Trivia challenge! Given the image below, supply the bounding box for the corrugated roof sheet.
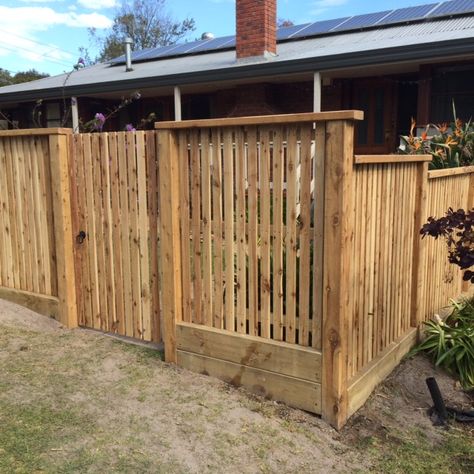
[0,16,473,100]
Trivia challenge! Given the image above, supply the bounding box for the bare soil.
[0,299,472,473]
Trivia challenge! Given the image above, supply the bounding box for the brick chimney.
[236,0,277,60]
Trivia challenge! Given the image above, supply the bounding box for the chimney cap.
[125,37,133,45]
[201,32,215,40]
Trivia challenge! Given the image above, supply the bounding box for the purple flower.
[94,112,106,131]
[125,123,136,132]
[73,58,86,70]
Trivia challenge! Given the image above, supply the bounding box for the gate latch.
[76,231,86,244]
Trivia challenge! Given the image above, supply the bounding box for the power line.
[0,43,73,69]
[0,28,77,58]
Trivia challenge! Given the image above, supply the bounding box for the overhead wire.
[0,28,77,57]
[0,42,73,69]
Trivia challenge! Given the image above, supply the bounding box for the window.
[431,65,474,122]
[46,102,61,127]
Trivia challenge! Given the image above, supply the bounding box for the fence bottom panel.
[0,286,59,319]
[346,328,417,418]
[176,322,322,414]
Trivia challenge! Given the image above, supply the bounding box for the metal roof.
[109,0,474,65]
[0,15,473,104]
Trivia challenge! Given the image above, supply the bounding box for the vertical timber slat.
[158,129,182,363]
[49,132,78,328]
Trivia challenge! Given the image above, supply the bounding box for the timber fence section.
[0,129,76,324]
[70,131,161,342]
[346,158,474,421]
[0,116,472,430]
[156,112,363,428]
[421,167,474,319]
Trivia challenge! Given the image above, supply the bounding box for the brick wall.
[211,81,345,118]
[236,0,277,59]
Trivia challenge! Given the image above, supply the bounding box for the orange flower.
[421,131,428,140]
[437,122,449,133]
[409,117,416,138]
[445,135,458,146]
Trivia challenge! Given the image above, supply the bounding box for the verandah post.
[49,131,78,328]
[157,129,182,363]
[321,119,355,429]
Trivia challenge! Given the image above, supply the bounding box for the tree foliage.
[0,68,49,87]
[278,19,295,27]
[90,0,195,62]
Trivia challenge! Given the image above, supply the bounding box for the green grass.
[1,321,472,474]
[0,401,95,473]
[365,427,474,474]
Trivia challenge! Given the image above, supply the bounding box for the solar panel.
[429,0,474,16]
[277,23,311,40]
[137,43,189,61]
[332,11,392,31]
[108,0,474,66]
[378,3,439,24]
[189,36,235,53]
[292,17,351,38]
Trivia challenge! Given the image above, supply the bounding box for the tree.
[278,19,295,28]
[0,68,49,87]
[90,0,195,62]
[12,69,49,84]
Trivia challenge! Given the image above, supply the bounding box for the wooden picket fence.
[0,113,472,429]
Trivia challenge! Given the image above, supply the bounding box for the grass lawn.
[0,301,472,473]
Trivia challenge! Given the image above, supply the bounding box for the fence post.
[157,129,182,363]
[321,119,355,429]
[49,131,78,328]
[410,161,429,328]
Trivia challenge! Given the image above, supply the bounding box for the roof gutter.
[1,37,474,104]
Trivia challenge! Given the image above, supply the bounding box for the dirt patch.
[0,299,62,333]
[0,300,472,473]
[342,356,473,442]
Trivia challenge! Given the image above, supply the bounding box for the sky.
[0,0,441,76]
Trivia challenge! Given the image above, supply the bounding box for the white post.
[313,72,322,113]
[174,86,182,121]
[71,97,79,133]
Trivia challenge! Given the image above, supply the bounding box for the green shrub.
[412,297,474,390]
